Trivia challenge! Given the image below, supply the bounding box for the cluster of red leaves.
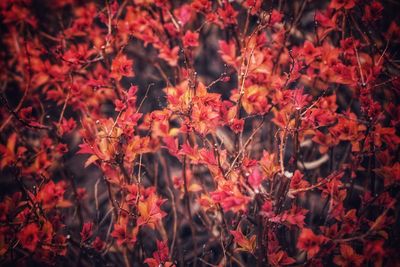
[0,0,400,266]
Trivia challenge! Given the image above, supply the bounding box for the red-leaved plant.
[0,0,399,266]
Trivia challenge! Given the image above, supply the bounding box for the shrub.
[0,0,399,266]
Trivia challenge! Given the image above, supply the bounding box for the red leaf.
[17,223,39,252]
[248,167,262,189]
[297,228,328,258]
[183,31,199,48]
[80,221,93,242]
[218,40,238,68]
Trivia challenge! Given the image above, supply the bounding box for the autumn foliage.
[0,0,400,266]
